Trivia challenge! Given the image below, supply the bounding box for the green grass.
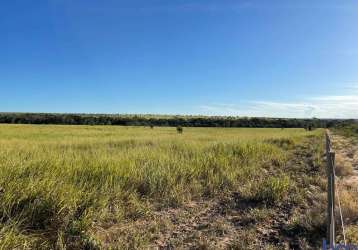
[0,125,323,249]
[334,123,358,139]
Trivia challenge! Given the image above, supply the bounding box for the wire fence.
[325,130,346,248]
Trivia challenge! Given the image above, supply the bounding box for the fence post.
[326,132,331,244]
[330,151,336,247]
[325,131,335,248]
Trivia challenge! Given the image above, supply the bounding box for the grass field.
[0,125,326,249]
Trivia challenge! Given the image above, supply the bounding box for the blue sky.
[1,0,358,118]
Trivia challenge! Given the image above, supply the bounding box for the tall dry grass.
[0,125,321,248]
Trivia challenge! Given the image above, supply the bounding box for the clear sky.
[1,0,358,118]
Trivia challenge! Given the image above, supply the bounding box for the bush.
[176,126,183,134]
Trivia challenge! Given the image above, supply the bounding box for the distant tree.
[150,124,154,129]
[0,112,344,128]
[177,126,183,134]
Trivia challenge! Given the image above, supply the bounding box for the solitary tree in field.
[177,126,183,134]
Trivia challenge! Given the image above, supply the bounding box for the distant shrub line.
[334,123,358,138]
[0,112,351,128]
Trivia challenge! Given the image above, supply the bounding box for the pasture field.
[0,125,326,249]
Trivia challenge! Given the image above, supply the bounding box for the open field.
[0,125,327,249]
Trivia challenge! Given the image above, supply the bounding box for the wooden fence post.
[326,132,331,244]
[330,151,335,247]
[325,131,335,248]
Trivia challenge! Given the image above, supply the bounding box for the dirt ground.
[331,132,358,188]
[330,132,358,244]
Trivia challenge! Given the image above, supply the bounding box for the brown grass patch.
[335,154,354,176]
[337,188,358,224]
[345,225,358,244]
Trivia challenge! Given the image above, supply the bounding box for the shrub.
[176,126,183,134]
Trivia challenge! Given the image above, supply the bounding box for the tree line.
[0,112,352,128]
